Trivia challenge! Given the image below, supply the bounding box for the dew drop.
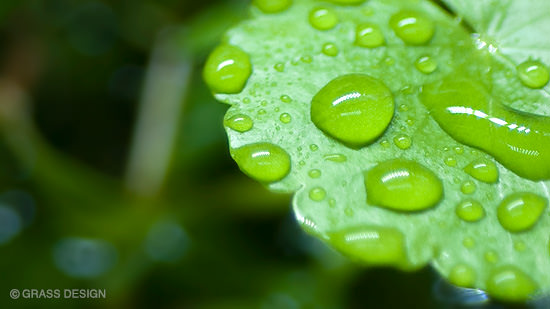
[203,44,252,94]
[279,113,292,123]
[322,43,339,56]
[415,55,437,74]
[455,199,485,222]
[364,159,443,211]
[449,264,475,287]
[309,187,326,201]
[327,226,411,269]
[309,7,338,30]
[460,180,476,195]
[355,23,385,48]
[393,133,411,150]
[253,0,292,13]
[389,10,435,45]
[258,109,267,115]
[311,74,394,148]
[486,266,537,302]
[224,114,253,132]
[517,60,549,89]
[464,158,499,183]
[231,143,291,183]
[324,153,347,162]
[497,192,546,232]
[308,169,321,178]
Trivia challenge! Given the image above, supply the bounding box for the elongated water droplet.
[203,44,252,94]
[517,60,549,89]
[389,10,434,45]
[311,74,394,148]
[486,266,537,302]
[328,226,411,269]
[253,0,292,13]
[309,187,326,201]
[364,159,443,212]
[322,43,339,56]
[355,24,385,48]
[393,133,411,149]
[308,169,321,178]
[455,199,485,222]
[309,7,338,30]
[224,114,253,132]
[449,264,475,287]
[464,158,498,183]
[324,153,347,162]
[415,55,437,74]
[231,143,291,183]
[497,192,546,232]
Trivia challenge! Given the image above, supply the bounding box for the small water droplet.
[231,143,291,183]
[309,187,326,201]
[484,250,498,263]
[514,241,526,252]
[253,0,292,13]
[389,10,435,45]
[258,109,267,115]
[203,44,252,94]
[311,74,394,147]
[280,94,292,103]
[464,158,499,183]
[460,180,476,195]
[344,207,354,216]
[406,118,415,126]
[309,7,338,30]
[449,264,475,287]
[364,159,443,211]
[393,134,412,149]
[380,140,391,148]
[309,144,319,151]
[415,55,437,74]
[517,60,549,89]
[308,169,321,178]
[455,199,485,222]
[462,237,475,248]
[355,23,385,48]
[274,63,285,72]
[301,55,312,63]
[279,113,292,123]
[299,160,306,166]
[398,104,409,112]
[486,266,537,302]
[224,114,253,132]
[243,97,251,104]
[497,192,546,232]
[444,157,457,167]
[322,43,339,56]
[453,146,464,154]
[329,198,336,207]
[323,153,347,162]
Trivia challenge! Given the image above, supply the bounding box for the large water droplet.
[448,264,475,287]
[464,158,498,183]
[203,44,252,94]
[486,266,537,302]
[389,10,435,45]
[231,143,291,183]
[328,226,411,269]
[355,24,385,48]
[517,60,549,89]
[253,0,292,13]
[309,7,338,30]
[224,114,253,132]
[364,159,443,211]
[311,74,394,148]
[497,192,546,232]
[455,199,485,222]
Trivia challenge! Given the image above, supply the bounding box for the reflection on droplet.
[145,219,189,262]
[53,237,117,278]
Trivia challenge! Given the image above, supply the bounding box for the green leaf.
[203,0,550,301]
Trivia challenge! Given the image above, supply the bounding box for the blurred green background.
[0,0,529,308]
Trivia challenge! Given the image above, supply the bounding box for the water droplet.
[231,143,291,183]
[444,157,457,167]
[389,10,435,45]
[308,169,321,178]
[344,207,354,217]
[203,44,252,94]
[415,55,437,74]
[274,63,285,72]
[280,94,292,103]
[309,144,319,151]
[258,109,267,115]
[328,226,411,269]
[514,241,526,252]
[517,60,549,89]
[355,23,385,48]
[253,0,292,13]
[462,237,475,248]
[486,266,537,302]
[484,250,498,263]
[300,55,312,63]
[243,97,251,104]
[497,192,546,232]
[299,160,306,166]
[329,198,336,207]
[398,104,409,112]
[364,159,443,211]
[380,140,391,148]
[449,264,475,287]
[406,118,415,126]
[460,181,476,195]
[309,7,338,30]
[279,113,291,123]
[393,134,412,149]
[322,43,339,56]
[464,158,499,183]
[453,146,464,154]
[455,199,485,222]
[311,74,394,147]
[224,114,253,132]
[323,153,347,162]
[309,187,326,201]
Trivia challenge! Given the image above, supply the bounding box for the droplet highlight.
[322,43,339,56]
[393,134,411,149]
[449,264,475,287]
